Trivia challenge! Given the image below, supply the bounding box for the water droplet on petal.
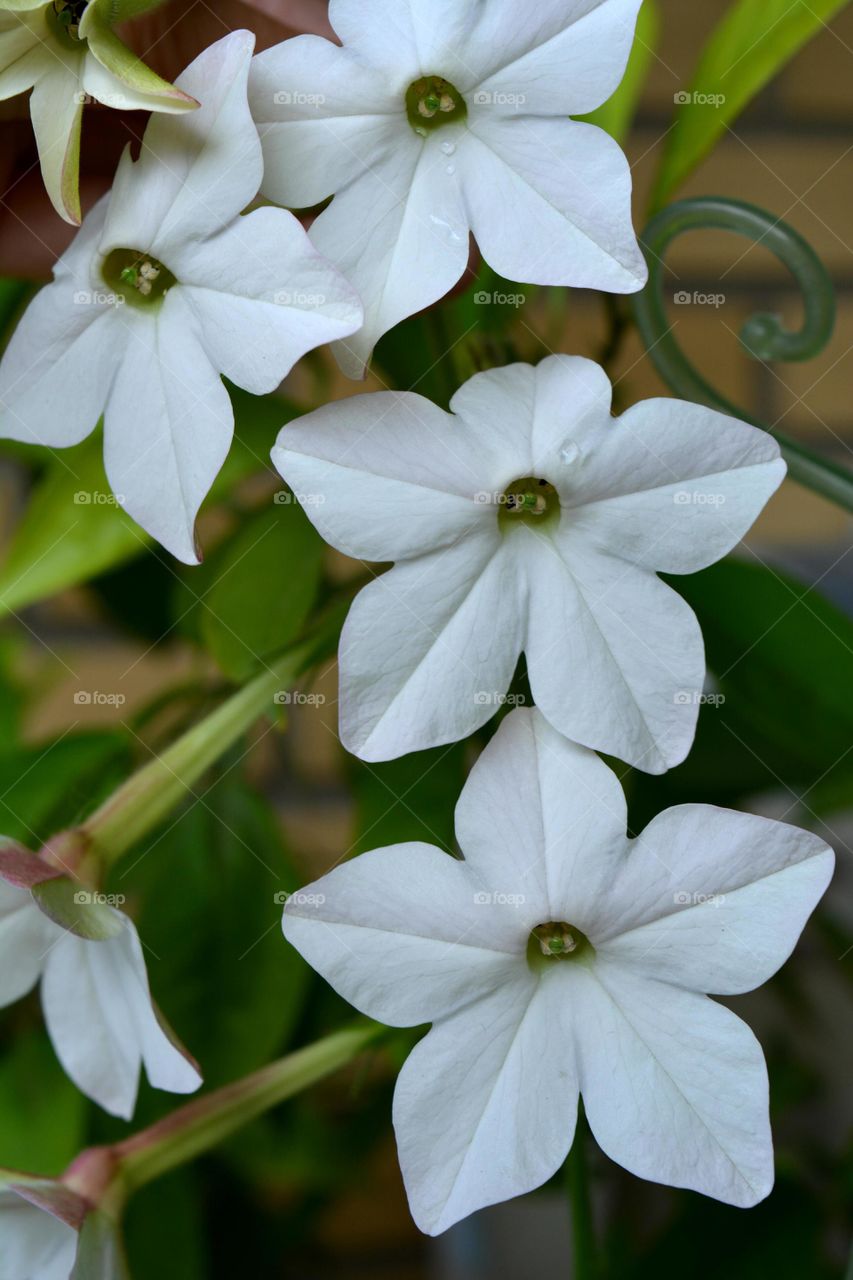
[560,440,581,465]
[440,140,456,155]
[446,163,456,175]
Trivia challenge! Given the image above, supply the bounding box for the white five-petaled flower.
[250,0,648,377]
[0,875,201,1120]
[0,29,364,563]
[0,0,196,223]
[281,707,834,1234]
[272,355,786,771]
[0,1170,126,1280]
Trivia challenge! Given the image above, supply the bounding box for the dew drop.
[560,440,581,465]
[446,163,456,175]
[440,140,456,155]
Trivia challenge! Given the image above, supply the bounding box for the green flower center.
[498,477,560,529]
[527,922,593,970]
[49,0,89,44]
[405,74,467,132]
[102,248,177,309]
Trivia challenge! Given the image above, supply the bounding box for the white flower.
[0,1170,126,1280]
[0,876,201,1120]
[250,0,648,377]
[0,30,364,563]
[272,355,786,771]
[0,0,197,223]
[281,707,834,1234]
[0,1179,78,1280]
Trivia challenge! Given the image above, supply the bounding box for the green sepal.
[31,876,125,941]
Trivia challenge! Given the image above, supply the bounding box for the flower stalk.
[111,1021,382,1196]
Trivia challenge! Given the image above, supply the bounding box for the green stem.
[632,197,853,512]
[68,1023,381,1207]
[50,604,346,875]
[567,1109,596,1280]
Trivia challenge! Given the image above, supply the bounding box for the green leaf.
[125,780,310,1088]
[351,744,468,855]
[0,390,300,615]
[0,434,148,617]
[652,0,852,207]
[0,1031,87,1175]
[578,0,660,142]
[676,558,853,782]
[200,503,324,680]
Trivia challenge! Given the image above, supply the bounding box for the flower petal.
[101,31,261,258]
[29,58,84,224]
[0,277,121,448]
[102,296,234,564]
[251,36,405,208]
[573,961,774,1206]
[339,536,523,761]
[462,116,646,290]
[327,0,421,76]
[174,206,363,395]
[448,354,614,480]
[0,882,51,1007]
[523,538,703,772]
[596,806,834,994]
[272,391,493,562]
[282,842,522,1026]
[0,1190,77,1280]
[394,969,578,1234]
[454,708,627,922]
[41,914,200,1120]
[308,134,470,377]
[471,0,644,114]
[568,399,786,573]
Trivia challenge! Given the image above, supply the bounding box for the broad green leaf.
[0,434,146,617]
[652,0,852,207]
[578,0,660,142]
[351,744,468,855]
[200,503,324,681]
[0,390,299,615]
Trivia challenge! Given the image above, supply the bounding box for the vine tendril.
[632,197,853,513]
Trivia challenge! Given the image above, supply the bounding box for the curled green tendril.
[632,197,853,513]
